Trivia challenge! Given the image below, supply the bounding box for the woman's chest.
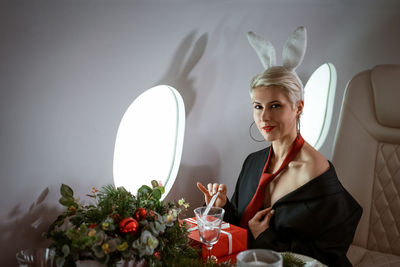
[265,166,310,207]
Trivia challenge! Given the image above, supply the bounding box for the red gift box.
[184,217,247,259]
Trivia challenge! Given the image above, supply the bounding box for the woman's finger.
[253,207,272,220]
[217,184,227,200]
[212,183,219,195]
[218,184,227,194]
[264,209,275,221]
[197,182,210,196]
[260,209,275,227]
[207,183,213,195]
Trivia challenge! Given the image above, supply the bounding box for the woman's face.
[252,85,302,142]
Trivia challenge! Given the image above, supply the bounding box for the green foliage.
[282,252,306,267]
[136,183,164,211]
[60,184,73,197]
[97,185,137,219]
[160,258,234,267]
[156,220,198,262]
[59,184,78,208]
[45,180,232,267]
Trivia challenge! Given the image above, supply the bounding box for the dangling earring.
[249,121,265,142]
[296,103,302,135]
[296,117,301,134]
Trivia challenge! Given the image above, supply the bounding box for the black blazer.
[223,146,362,267]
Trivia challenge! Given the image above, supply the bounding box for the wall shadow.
[156,30,208,118]
[165,141,222,218]
[156,30,214,213]
[0,187,60,267]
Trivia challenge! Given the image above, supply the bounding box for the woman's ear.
[296,100,304,116]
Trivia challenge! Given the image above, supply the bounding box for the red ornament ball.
[135,208,147,221]
[153,251,161,260]
[88,223,97,229]
[119,217,139,235]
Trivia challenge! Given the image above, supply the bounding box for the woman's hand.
[248,207,275,239]
[196,182,227,208]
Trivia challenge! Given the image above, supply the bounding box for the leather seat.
[332,65,400,266]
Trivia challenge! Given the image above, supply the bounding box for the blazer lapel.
[272,161,344,208]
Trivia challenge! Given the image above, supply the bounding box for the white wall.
[1,0,400,265]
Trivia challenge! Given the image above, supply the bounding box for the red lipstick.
[263,126,275,132]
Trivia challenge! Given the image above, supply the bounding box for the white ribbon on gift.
[220,229,233,255]
[184,218,233,255]
[184,218,229,231]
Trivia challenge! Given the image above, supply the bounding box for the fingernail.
[270,210,275,214]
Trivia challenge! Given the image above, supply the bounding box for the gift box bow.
[184,218,233,255]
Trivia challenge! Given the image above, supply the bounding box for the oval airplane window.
[113,85,185,199]
[302,63,337,150]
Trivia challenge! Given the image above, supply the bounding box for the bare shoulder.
[289,141,330,182]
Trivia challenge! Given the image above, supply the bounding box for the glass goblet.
[16,248,55,267]
[194,207,225,261]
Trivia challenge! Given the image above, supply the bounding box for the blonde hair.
[250,66,303,105]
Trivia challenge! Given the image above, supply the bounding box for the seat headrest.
[371,64,400,128]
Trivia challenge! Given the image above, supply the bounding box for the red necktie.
[240,134,304,228]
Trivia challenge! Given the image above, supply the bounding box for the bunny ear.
[247,31,276,69]
[282,26,307,71]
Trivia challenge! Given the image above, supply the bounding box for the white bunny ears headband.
[247,26,307,89]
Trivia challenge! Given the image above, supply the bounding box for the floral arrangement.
[44,181,218,267]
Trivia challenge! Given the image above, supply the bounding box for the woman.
[197,27,362,266]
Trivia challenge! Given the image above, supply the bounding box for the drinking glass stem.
[206,245,213,260]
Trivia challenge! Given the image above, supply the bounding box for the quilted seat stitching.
[368,143,400,255]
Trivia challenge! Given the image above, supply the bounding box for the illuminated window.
[302,63,337,150]
[113,85,185,199]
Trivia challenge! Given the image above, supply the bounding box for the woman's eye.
[270,104,281,109]
[254,105,263,110]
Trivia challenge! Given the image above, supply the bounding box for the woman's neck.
[271,132,298,161]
